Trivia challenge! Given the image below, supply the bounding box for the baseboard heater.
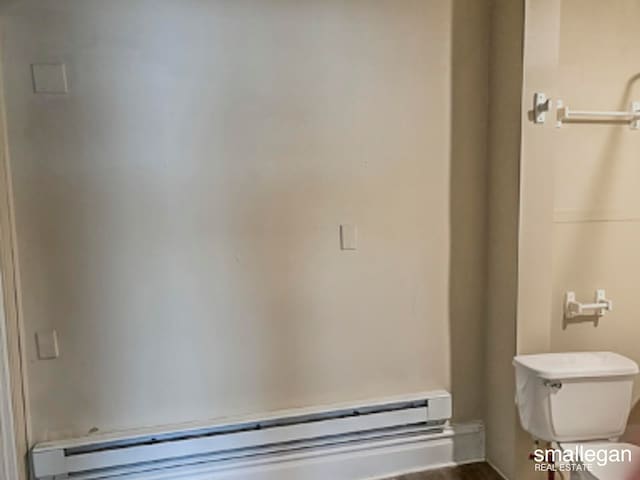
[31,391,452,480]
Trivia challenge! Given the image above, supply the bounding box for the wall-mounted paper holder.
[564,290,612,319]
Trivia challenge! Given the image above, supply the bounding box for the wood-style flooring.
[386,462,503,480]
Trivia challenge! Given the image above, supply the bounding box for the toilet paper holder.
[564,289,612,319]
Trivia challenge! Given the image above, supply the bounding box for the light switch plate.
[32,63,68,94]
[36,330,59,360]
[340,224,357,250]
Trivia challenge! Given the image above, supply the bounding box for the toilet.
[513,352,640,479]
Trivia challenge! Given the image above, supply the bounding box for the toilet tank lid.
[513,352,639,380]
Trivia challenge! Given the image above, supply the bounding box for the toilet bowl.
[513,352,640,479]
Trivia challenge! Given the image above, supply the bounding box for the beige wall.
[515,1,558,478]
[450,0,490,424]
[485,0,524,478]
[0,0,495,444]
[548,0,640,412]
[521,0,640,422]
[517,0,640,477]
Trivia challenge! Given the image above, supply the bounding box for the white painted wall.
[1,0,456,443]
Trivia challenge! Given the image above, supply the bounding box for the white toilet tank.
[513,352,639,442]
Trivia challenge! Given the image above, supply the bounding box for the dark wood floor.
[386,462,503,480]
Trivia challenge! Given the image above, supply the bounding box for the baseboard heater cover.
[31,390,453,480]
